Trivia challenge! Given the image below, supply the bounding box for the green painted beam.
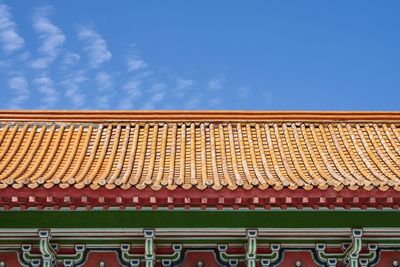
[1,210,400,228]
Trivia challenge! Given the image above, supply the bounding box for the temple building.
[1,110,400,266]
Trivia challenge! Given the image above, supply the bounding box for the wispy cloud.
[7,76,29,109]
[96,71,113,91]
[62,51,80,67]
[78,27,111,68]
[0,3,238,111]
[174,77,194,98]
[61,70,86,108]
[142,82,167,109]
[207,77,226,107]
[119,49,153,109]
[207,77,225,92]
[119,79,142,109]
[0,3,24,54]
[30,7,65,69]
[183,95,202,109]
[95,71,114,109]
[33,76,59,108]
[127,56,147,72]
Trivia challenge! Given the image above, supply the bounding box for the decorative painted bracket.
[61,244,86,267]
[358,243,378,267]
[315,243,341,267]
[246,229,258,267]
[218,244,239,266]
[144,229,155,267]
[21,244,41,267]
[38,230,57,267]
[20,242,85,267]
[315,228,366,267]
[259,244,281,267]
[120,243,182,267]
[344,229,363,267]
[315,242,377,267]
[120,244,141,267]
[219,240,279,266]
[160,244,182,267]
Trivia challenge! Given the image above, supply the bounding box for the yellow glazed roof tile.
[1,111,400,191]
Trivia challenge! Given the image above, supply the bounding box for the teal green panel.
[0,210,399,228]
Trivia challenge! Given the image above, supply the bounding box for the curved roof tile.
[0,111,400,191]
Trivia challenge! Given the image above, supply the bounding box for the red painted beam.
[0,187,399,210]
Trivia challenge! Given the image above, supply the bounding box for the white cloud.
[95,95,111,109]
[33,76,59,108]
[207,77,226,107]
[7,76,29,109]
[175,77,194,98]
[30,7,65,69]
[127,56,147,72]
[119,49,156,109]
[207,77,225,92]
[0,3,24,54]
[78,27,111,68]
[17,51,29,61]
[119,79,142,109]
[119,50,151,109]
[134,70,154,79]
[95,71,114,109]
[65,87,85,108]
[118,99,132,110]
[177,78,194,88]
[62,51,80,67]
[141,82,167,109]
[0,59,11,68]
[96,71,113,91]
[61,70,86,108]
[123,80,141,97]
[183,95,202,109]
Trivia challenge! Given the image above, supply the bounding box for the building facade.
[0,111,400,266]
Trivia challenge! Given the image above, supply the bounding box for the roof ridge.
[1,110,400,122]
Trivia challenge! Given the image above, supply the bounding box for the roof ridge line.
[1,110,400,122]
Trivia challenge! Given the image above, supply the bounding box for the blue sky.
[0,1,399,110]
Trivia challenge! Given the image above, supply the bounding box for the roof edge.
[1,110,400,122]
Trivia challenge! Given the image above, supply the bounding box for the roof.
[1,111,400,193]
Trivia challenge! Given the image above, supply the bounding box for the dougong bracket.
[144,229,155,267]
[246,229,258,267]
[345,228,363,267]
[38,229,57,267]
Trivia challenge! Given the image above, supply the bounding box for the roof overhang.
[1,110,400,210]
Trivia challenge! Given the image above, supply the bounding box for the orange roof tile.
[1,111,400,192]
